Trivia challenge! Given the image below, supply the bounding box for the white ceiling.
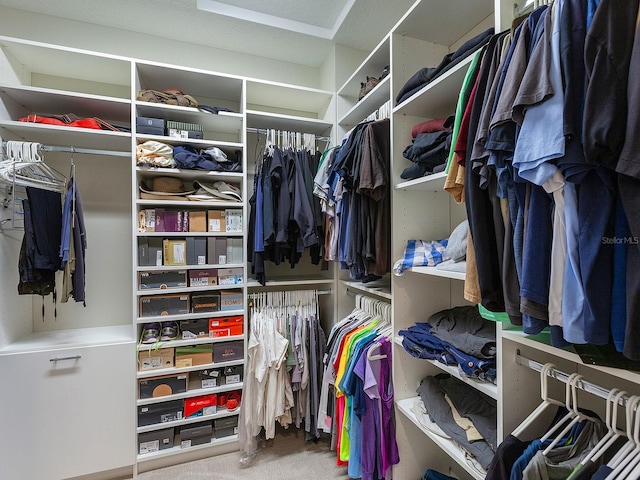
[0,0,416,68]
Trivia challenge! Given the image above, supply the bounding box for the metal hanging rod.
[246,127,332,142]
[2,141,130,158]
[248,289,332,299]
[516,352,633,407]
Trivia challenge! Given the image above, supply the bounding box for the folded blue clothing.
[173,145,242,172]
[399,322,496,383]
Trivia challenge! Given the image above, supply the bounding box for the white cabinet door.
[0,342,135,480]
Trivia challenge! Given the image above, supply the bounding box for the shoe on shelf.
[358,76,381,101]
[358,81,368,101]
[141,323,160,344]
[381,65,390,79]
[226,390,242,412]
[160,321,179,341]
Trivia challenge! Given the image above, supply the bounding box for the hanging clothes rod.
[516,352,632,407]
[246,127,332,143]
[248,289,332,299]
[345,287,392,302]
[1,141,130,158]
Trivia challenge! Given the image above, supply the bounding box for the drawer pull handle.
[49,355,82,362]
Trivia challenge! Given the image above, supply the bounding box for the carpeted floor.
[136,427,352,480]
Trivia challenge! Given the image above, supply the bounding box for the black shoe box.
[138,399,183,426]
[213,340,243,363]
[138,427,174,455]
[137,116,165,136]
[139,294,190,317]
[223,365,243,385]
[214,416,238,438]
[179,318,210,339]
[191,292,220,313]
[180,421,213,448]
[139,374,188,399]
[139,270,188,290]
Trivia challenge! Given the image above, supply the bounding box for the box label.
[169,128,189,139]
[202,378,217,388]
[209,219,221,232]
[180,440,192,449]
[190,277,209,287]
[225,210,242,232]
[197,255,206,265]
[173,243,185,264]
[141,357,162,369]
[226,374,241,384]
[139,440,159,454]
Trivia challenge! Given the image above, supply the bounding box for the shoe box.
[166,120,203,140]
[188,210,207,233]
[138,347,174,371]
[138,427,175,455]
[209,315,243,338]
[136,116,165,136]
[213,340,243,363]
[139,374,188,399]
[220,290,243,311]
[138,399,183,426]
[217,268,243,286]
[184,394,217,418]
[223,365,243,385]
[207,210,226,232]
[138,237,164,267]
[179,318,210,339]
[139,294,189,317]
[214,416,238,438]
[139,270,187,290]
[197,368,223,388]
[175,344,213,368]
[188,268,218,287]
[207,237,228,264]
[179,422,212,448]
[191,292,221,313]
[185,237,207,265]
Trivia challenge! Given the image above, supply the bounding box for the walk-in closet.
[1,1,639,479]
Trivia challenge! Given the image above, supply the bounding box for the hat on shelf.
[139,176,196,200]
[188,180,242,202]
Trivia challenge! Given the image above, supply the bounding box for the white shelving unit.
[395,398,487,480]
[3,2,640,479]
[0,36,136,480]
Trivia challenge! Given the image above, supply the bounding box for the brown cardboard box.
[175,345,213,368]
[188,211,207,232]
[207,210,226,232]
[163,239,187,265]
[138,347,175,371]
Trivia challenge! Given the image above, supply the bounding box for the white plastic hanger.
[542,374,598,455]
[579,389,627,466]
[611,394,640,479]
[0,141,66,193]
[511,363,565,439]
[604,395,640,479]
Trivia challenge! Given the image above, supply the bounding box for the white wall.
[0,6,323,88]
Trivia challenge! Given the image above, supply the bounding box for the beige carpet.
[137,428,352,480]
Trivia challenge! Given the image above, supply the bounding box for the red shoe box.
[184,394,217,418]
[209,316,244,338]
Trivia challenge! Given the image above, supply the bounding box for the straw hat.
[139,176,196,197]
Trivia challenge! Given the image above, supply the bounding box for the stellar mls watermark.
[601,236,639,245]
